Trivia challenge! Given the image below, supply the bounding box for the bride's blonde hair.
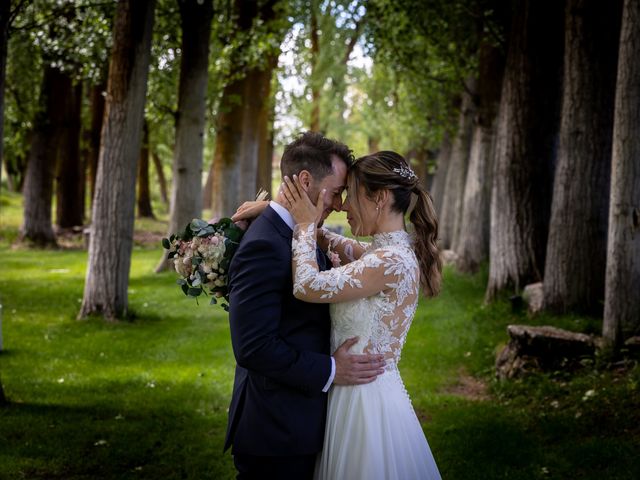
[348,151,442,297]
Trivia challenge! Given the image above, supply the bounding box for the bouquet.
[162,217,245,311]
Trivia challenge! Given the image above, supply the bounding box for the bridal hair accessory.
[393,166,418,181]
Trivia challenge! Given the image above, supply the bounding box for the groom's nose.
[332,195,343,211]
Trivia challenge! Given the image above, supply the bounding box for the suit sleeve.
[228,237,332,393]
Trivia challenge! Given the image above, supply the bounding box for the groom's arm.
[228,238,331,394]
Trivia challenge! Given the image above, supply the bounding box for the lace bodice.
[292,224,419,368]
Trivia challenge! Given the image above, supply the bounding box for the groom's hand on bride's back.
[333,337,386,385]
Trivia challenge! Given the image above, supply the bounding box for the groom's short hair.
[281,131,354,181]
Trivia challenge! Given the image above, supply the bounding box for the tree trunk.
[256,57,277,196]
[543,0,623,314]
[156,0,212,271]
[486,0,565,300]
[210,0,279,220]
[88,83,106,208]
[457,42,506,273]
[440,83,475,250]
[0,1,9,190]
[137,120,154,218]
[20,65,70,247]
[603,0,640,348]
[56,81,85,229]
[151,150,169,205]
[431,132,451,219]
[310,5,320,132]
[79,0,155,321]
[210,78,248,220]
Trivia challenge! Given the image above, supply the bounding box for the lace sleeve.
[293,223,402,303]
[318,227,369,264]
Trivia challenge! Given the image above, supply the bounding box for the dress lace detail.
[292,224,419,367]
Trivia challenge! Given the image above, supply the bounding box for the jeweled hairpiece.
[392,166,418,181]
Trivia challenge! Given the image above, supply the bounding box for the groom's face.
[308,155,348,227]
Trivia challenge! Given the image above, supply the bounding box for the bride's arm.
[292,223,399,304]
[317,227,369,265]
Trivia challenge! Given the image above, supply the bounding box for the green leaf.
[191,256,203,266]
[169,234,175,242]
[188,287,202,297]
[210,297,217,305]
[190,219,208,231]
[162,238,171,249]
[181,284,189,295]
[176,278,187,286]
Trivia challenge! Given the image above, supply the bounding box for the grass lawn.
[1,190,639,479]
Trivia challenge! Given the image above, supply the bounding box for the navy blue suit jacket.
[224,206,332,456]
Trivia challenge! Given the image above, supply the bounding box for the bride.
[277,150,443,480]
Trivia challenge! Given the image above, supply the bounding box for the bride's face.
[342,183,378,237]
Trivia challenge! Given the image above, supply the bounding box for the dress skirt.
[314,368,442,480]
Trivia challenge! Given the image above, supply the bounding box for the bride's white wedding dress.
[292,224,442,480]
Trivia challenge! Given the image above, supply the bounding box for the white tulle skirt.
[314,368,442,480]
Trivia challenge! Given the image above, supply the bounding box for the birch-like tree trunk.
[543,0,622,314]
[79,0,155,320]
[457,42,505,273]
[431,132,451,219]
[156,0,212,271]
[88,82,106,207]
[486,0,565,300]
[603,0,640,348]
[440,83,475,250]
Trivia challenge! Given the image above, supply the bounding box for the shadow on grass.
[0,395,235,480]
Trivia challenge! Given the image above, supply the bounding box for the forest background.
[0,0,639,478]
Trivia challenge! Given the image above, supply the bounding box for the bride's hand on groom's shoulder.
[333,337,386,386]
[281,175,324,226]
[231,200,269,222]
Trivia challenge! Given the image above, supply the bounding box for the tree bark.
[210,78,247,220]
[79,0,155,321]
[151,150,168,205]
[440,82,475,250]
[431,131,451,219]
[209,0,279,220]
[543,0,623,314]
[0,1,9,190]
[457,42,506,274]
[486,0,565,300]
[20,65,70,247]
[137,120,154,218]
[310,4,320,131]
[56,80,85,229]
[156,0,213,271]
[603,0,640,348]
[88,82,106,208]
[257,76,276,196]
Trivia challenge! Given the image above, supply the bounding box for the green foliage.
[0,246,638,479]
[14,0,114,82]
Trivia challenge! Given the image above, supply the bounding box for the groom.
[224,131,386,479]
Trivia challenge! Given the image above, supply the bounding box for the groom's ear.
[298,170,312,191]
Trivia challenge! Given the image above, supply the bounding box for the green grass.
[0,190,639,479]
